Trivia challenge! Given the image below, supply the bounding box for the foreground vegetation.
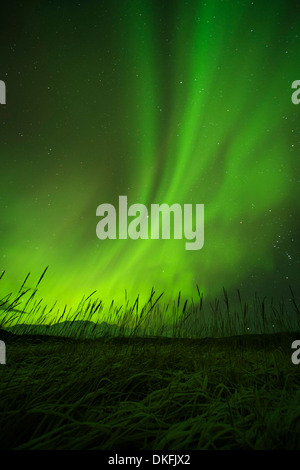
[0,332,300,450]
[0,270,300,450]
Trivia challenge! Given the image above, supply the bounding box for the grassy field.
[0,332,300,450]
[0,271,300,450]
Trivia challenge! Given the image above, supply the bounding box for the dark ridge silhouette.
[1,323,299,349]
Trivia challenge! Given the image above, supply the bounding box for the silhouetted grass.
[0,270,299,450]
[0,268,299,339]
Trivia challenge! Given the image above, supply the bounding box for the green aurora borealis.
[0,0,299,317]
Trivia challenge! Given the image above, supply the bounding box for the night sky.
[0,0,299,316]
